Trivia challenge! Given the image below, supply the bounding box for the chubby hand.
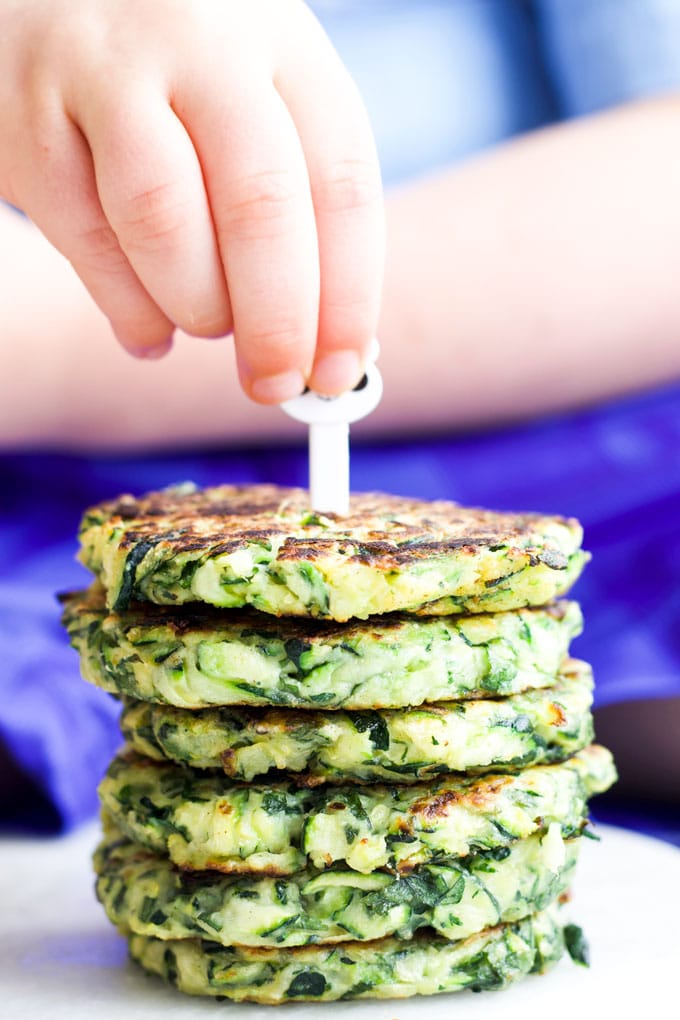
[0,0,384,401]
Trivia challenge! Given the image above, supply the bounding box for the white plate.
[0,822,678,1018]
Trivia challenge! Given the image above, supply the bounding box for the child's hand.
[0,0,384,401]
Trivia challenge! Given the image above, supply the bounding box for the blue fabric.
[3,0,680,833]
[312,0,680,185]
[537,0,680,116]
[312,1,558,181]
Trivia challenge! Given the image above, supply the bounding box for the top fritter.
[77,483,588,621]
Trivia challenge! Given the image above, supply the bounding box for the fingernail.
[251,369,306,404]
[310,350,362,396]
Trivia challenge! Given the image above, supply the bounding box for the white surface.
[0,823,678,1018]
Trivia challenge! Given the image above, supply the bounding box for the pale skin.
[0,0,385,406]
[1,2,679,801]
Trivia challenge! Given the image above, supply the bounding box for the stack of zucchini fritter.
[62,483,616,1004]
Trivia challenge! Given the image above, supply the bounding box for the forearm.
[378,94,680,430]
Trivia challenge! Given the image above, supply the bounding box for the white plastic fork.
[280,340,383,516]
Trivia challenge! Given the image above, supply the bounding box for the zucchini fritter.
[95,823,579,947]
[127,906,566,1002]
[98,744,615,875]
[77,483,588,620]
[62,586,582,710]
[120,658,594,783]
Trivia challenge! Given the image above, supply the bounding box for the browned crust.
[408,774,514,821]
[177,860,296,878]
[80,484,578,568]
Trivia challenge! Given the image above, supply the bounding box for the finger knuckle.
[316,159,382,214]
[222,170,299,240]
[115,181,191,254]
